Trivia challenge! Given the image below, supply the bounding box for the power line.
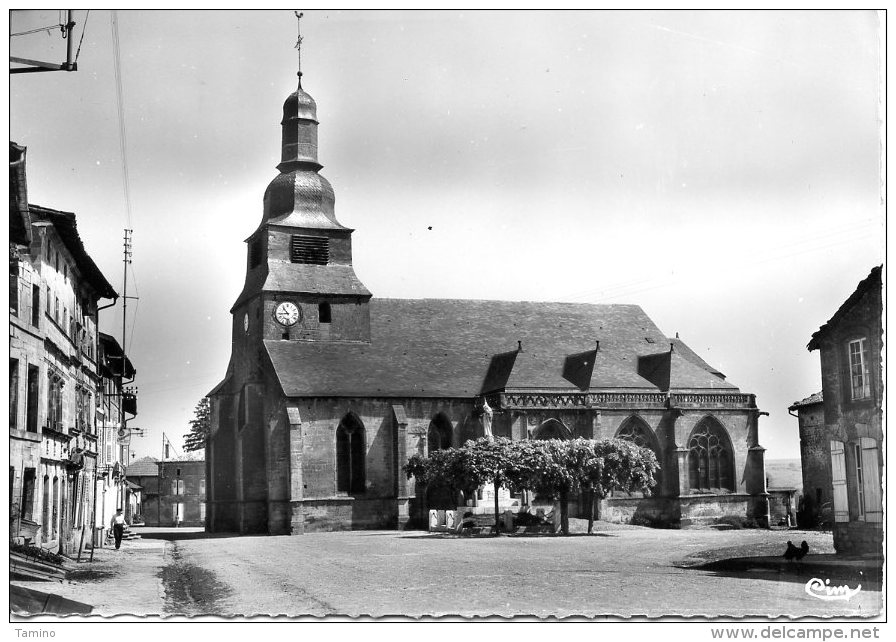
[110,10,133,230]
[9,23,64,37]
[74,10,90,63]
[555,219,881,304]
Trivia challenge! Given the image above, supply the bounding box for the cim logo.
[804,578,862,601]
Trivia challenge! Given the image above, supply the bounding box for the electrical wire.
[555,219,881,304]
[126,294,140,357]
[110,10,141,382]
[110,10,134,231]
[74,10,90,63]
[9,24,63,37]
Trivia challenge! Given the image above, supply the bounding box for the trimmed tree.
[404,438,516,534]
[573,438,660,533]
[506,439,577,534]
[465,437,516,533]
[506,438,659,535]
[183,397,210,452]
[405,436,659,536]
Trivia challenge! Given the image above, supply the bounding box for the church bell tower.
[231,13,371,345]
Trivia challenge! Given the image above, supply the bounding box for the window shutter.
[829,440,849,522]
[859,437,882,523]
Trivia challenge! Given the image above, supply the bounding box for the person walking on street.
[111,509,126,550]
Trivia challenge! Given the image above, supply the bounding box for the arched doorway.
[687,417,735,493]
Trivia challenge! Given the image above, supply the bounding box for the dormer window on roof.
[290,235,328,265]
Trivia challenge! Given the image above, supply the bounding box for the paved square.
[12,526,882,618]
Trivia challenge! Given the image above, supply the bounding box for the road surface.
[11,525,882,618]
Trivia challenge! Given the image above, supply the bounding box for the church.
[206,38,769,535]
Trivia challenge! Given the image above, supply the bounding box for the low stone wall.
[679,494,751,526]
[833,522,883,557]
[601,496,679,526]
[296,497,398,532]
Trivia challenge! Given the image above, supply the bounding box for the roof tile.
[265,298,737,397]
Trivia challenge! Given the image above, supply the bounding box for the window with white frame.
[848,338,871,400]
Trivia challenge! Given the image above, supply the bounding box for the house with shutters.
[158,456,206,527]
[802,266,883,556]
[9,142,127,555]
[205,44,770,535]
[95,333,137,534]
[126,455,206,527]
[124,456,159,525]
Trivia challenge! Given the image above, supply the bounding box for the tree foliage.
[183,397,210,452]
[404,436,659,535]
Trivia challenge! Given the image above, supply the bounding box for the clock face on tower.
[274,301,301,326]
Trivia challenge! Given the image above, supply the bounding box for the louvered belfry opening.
[290,235,329,265]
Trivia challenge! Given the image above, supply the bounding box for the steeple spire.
[294,11,304,87]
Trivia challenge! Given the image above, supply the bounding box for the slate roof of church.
[264,298,737,398]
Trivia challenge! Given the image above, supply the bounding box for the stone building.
[800,266,883,556]
[126,456,159,525]
[95,332,137,534]
[126,455,205,527]
[788,391,829,528]
[9,143,123,554]
[157,458,206,527]
[207,57,769,535]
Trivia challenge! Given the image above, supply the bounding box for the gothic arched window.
[427,413,453,453]
[616,417,658,451]
[615,416,662,496]
[687,419,734,492]
[533,418,570,440]
[336,413,365,494]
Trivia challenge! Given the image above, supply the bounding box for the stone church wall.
[288,397,477,532]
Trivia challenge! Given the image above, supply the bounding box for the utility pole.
[119,230,138,518]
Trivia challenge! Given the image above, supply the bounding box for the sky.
[8,9,883,463]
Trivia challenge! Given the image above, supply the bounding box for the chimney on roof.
[670,342,675,353]
[517,340,523,352]
[675,332,680,339]
[595,340,600,351]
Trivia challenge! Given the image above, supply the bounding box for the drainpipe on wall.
[94,296,118,545]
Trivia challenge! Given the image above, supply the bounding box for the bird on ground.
[783,541,800,561]
[796,540,810,560]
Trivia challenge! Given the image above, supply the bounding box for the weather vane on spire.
[294,11,304,82]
